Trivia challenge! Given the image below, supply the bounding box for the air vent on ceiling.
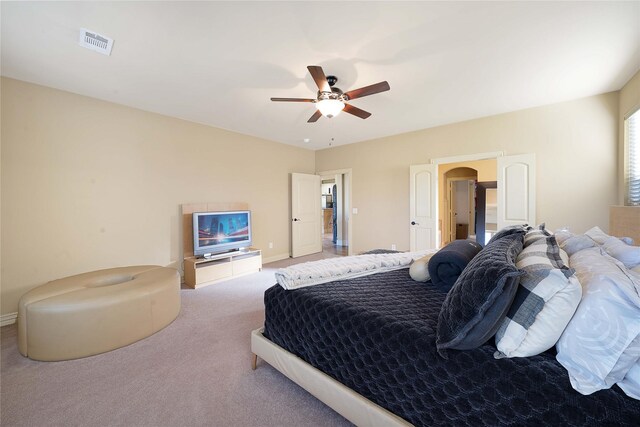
[79,28,113,56]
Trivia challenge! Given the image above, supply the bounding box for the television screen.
[193,210,252,256]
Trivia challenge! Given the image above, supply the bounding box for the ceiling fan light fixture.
[271,65,389,122]
[316,98,345,118]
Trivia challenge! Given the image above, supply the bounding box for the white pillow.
[494,238,581,358]
[409,254,432,282]
[556,247,640,395]
[584,225,611,244]
[561,234,597,256]
[621,236,635,245]
[553,228,574,245]
[602,236,640,269]
[618,360,640,400]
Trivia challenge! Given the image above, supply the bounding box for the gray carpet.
[0,252,352,426]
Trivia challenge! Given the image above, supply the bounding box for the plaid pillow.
[494,236,582,358]
[523,223,552,247]
[518,235,565,269]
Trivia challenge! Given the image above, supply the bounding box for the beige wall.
[1,77,315,315]
[0,77,628,316]
[619,70,640,204]
[316,92,619,254]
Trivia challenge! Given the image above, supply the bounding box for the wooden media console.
[182,202,262,288]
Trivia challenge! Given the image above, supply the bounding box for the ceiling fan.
[270,65,390,123]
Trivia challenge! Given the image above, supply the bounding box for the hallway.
[323,235,348,256]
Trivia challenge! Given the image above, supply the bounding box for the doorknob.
[293,218,300,222]
[411,221,419,225]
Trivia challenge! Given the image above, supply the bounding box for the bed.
[251,227,640,426]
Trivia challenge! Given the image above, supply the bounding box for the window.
[626,108,640,206]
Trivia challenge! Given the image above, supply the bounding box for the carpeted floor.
[0,252,352,427]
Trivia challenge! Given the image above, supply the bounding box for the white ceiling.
[2,1,639,150]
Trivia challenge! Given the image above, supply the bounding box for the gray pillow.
[488,224,529,245]
[436,232,525,356]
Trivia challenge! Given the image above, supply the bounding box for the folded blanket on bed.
[428,240,482,289]
[276,250,434,290]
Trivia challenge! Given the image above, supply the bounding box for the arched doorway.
[442,167,478,246]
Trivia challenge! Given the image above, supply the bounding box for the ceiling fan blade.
[343,103,372,119]
[343,81,390,101]
[307,110,323,123]
[307,66,331,93]
[270,97,315,102]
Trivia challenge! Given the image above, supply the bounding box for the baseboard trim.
[263,253,290,265]
[1,312,18,327]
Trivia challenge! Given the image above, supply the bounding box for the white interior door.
[497,154,536,229]
[410,164,437,251]
[291,173,322,258]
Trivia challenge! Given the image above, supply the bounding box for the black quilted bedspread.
[263,269,640,427]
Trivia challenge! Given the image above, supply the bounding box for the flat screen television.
[192,210,252,257]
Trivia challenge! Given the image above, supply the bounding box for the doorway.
[321,178,346,256]
[319,169,352,257]
[410,151,536,251]
[438,158,498,248]
[475,181,498,246]
[443,168,478,246]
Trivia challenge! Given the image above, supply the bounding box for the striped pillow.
[519,235,565,269]
[523,223,552,247]
[494,236,581,358]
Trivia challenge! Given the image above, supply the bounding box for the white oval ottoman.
[18,265,180,361]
